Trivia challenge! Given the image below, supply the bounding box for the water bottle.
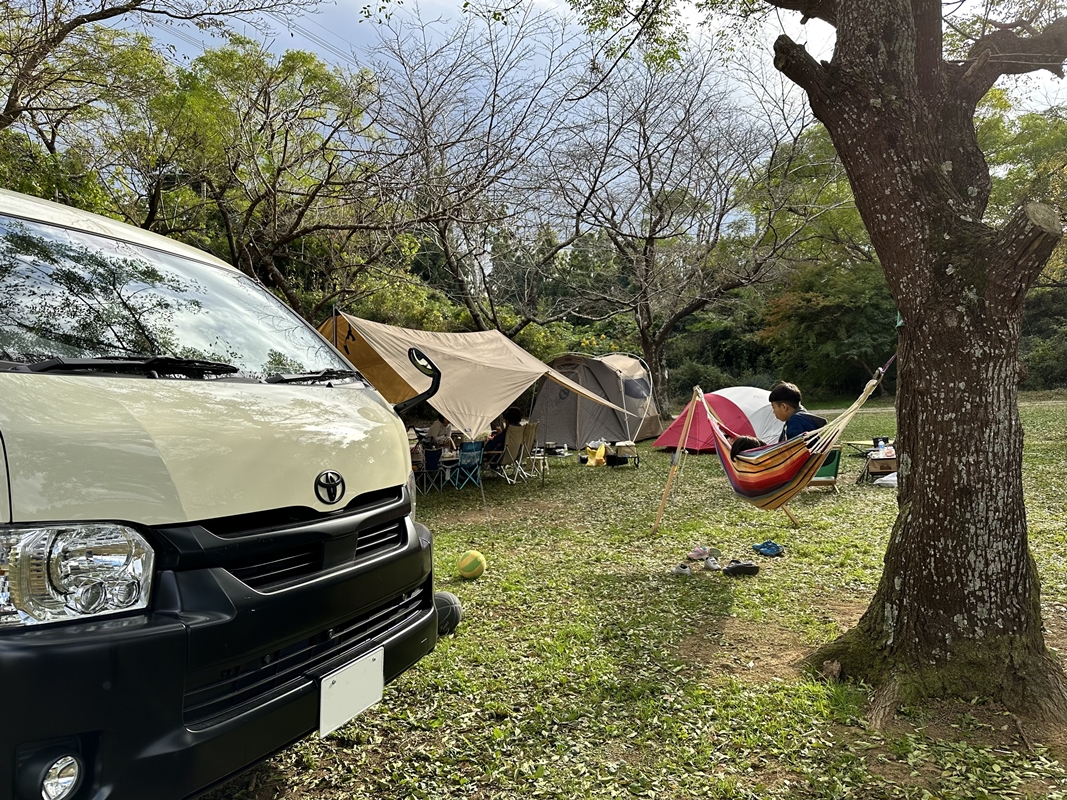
[877,439,886,457]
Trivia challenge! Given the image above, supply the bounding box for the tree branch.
[912,0,942,99]
[960,17,1067,105]
[989,202,1062,310]
[772,36,831,107]
[764,0,837,27]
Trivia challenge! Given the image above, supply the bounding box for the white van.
[0,189,437,800]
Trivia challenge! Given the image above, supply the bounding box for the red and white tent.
[653,386,781,452]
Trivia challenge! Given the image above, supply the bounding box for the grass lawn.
[208,399,1067,799]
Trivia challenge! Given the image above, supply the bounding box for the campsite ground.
[207,395,1067,800]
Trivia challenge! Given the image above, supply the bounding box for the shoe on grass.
[687,545,723,561]
[752,541,784,557]
[671,563,693,576]
[704,557,721,571]
[722,560,759,577]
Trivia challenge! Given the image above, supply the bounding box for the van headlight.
[0,524,154,626]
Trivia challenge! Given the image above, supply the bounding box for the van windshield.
[0,215,352,380]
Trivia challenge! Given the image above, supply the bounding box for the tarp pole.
[782,506,799,527]
[652,386,700,535]
[331,306,338,348]
[576,385,582,449]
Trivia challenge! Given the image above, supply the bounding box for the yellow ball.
[457,549,486,580]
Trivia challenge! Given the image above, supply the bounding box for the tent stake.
[781,506,799,527]
[652,386,700,535]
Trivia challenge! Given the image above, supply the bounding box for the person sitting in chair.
[484,406,522,458]
[769,382,826,441]
[425,413,453,447]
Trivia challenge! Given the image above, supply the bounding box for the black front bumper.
[0,519,436,800]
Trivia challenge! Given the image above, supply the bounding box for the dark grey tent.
[529,353,665,448]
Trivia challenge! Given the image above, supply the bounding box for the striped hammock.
[699,365,890,511]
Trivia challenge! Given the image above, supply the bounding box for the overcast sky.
[148,1,834,70]
[146,1,1063,110]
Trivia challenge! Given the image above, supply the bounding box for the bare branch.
[763,0,837,27]
[772,35,831,108]
[960,17,1067,105]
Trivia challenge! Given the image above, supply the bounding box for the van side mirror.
[393,348,441,416]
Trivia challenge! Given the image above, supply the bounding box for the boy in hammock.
[730,435,766,461]
[769,382,827,442]
[728,382,827,460]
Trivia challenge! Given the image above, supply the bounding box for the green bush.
[1022,286,1067,389]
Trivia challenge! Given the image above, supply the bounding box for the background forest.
[3,3,1066,411]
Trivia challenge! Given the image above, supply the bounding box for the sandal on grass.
[722,560,760,577]
[752,541,784,557]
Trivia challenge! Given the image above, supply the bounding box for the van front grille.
[357,520,404,557]
[201,486,404,539]
[226,544,324,591]
[152,484,410,587]
[182,581,431,729]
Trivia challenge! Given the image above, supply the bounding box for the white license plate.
[318,646,384,737]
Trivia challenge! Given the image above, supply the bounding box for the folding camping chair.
[486,424,527,484]
[415,448,447,494]
[519,421,543,482]
[451,441,484,489]
[807,445,842,490]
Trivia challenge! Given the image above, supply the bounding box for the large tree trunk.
[769,2,1067,724]
[644,344,672,423]
[813,208,1067,723]
[634,299,672,422]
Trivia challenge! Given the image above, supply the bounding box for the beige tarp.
[319,313,628,438]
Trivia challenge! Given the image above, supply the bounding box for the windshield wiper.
[18,356,240,378]
[265,368,363,385]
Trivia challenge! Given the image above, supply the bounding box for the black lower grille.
[183,582,430,729]
[227,543,324,591]
[357,520,404,557]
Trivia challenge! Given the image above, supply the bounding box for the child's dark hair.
[768,381,802,409]
[730,435,765,461]
[503,406,522,425]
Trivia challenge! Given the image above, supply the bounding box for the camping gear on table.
[580,440,639,468]
[606,441,639,468]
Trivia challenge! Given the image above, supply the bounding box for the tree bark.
[640,336,672,422]
[773,3,1067,724]
[816,208,1067,719]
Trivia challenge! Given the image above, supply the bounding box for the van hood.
[0,374,409,525]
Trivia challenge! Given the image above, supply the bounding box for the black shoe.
[722,560,759,577]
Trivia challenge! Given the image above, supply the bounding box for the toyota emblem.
[314,470,345,504]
